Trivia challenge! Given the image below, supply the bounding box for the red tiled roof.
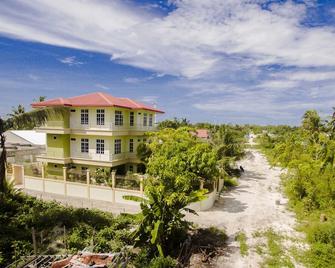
[195,129,210,139]
[31,92,164,113]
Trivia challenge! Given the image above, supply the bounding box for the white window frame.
[129,112,134,126]
[96,109,105,125]
[115,110,123,126]
[114,139,121,154]
[129,138,134,153]
[81,109,89,125]
[143,113,148,126]
[81,138,89,153]
[96,139,105,154]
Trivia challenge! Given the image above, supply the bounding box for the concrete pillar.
[41,164,45,179]
[140,176,144,193]
[111,170,116,203]
[86,169,90,199]
[63,167,67,196]
[111,170,116,189]
[200,179,204,190]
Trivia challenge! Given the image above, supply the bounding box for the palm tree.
[302,110,322,143]
[0,107,67,194]
[7,104,25,117]
[33,96,46,102]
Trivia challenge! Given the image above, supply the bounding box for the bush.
[224,177,238,187]
[307,222,335,247]
[149,256,177,268]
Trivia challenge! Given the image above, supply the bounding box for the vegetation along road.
[187,138,307,267]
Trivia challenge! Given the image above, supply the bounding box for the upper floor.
[32,92,164,135]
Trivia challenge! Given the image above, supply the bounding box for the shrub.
[149,256,177,268]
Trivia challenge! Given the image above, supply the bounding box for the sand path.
[186,142,305,267]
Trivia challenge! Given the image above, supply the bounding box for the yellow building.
[32,92,164,178]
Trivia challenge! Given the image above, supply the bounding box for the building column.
[63,166,67,196]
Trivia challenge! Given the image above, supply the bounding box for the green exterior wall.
[47,134,70,158]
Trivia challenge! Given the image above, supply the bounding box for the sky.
[0,0,335,125]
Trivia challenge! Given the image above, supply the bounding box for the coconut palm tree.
[0,107,67,194]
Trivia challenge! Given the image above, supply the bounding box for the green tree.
[126,128,219,257]
[158,117,190,129]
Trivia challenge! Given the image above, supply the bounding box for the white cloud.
[1,0,335,78]
[95,84,110,90]
[273,70,335,82]
[28,74,39,81]
[59,56,83,66]
[139,95,159,104]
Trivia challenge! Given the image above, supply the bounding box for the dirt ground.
[186,142,306,267]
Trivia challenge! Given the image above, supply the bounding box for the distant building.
[5,130,46,164]
[194,129,211,140]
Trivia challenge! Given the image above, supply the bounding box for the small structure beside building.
[5,130,46,164]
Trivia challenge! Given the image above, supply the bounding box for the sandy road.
[186,147,305,267]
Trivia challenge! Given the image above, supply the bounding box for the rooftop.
[31,92,164,113]
[5,130,46,146]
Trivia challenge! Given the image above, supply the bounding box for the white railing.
[43,120,66,128]
[71,151,137,162]
[70,121,157,131]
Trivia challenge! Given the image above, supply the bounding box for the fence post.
[86,169,90,200]
[41,164,45,179]
[111,170,116,189]
[63,166,67,196]
[111,170,116,203]
[200,179,204,190]
[32,227,37,256]
[140,176,144,193]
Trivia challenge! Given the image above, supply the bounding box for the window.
[114,139,121,154]
[149,114,153,127]
[81,109,89,125]
[81,167,88,171]
[81,138,89,153]
[143,113,148,126]
[96,109,105,125]
[129,112,134,126]
[129,138,134,153]
[115,110,123,126]
[96,139,104,154]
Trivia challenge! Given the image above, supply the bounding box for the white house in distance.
[5,130,46,164]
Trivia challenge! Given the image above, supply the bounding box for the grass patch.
[235,231,248,256]
[224,177,238,188]
[254,229,294,268]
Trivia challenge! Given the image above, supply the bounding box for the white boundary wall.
[23,176,217,211]
[24,176,143,208]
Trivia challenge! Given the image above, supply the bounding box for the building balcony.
[37,121,157,135]
[37,151,139,166]
[70,122,157,132]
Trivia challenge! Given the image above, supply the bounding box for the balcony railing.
[70,151,138,162]
[70,121,157,131]
[43,120,67,128]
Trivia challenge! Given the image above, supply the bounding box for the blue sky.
[0,0,335,125]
